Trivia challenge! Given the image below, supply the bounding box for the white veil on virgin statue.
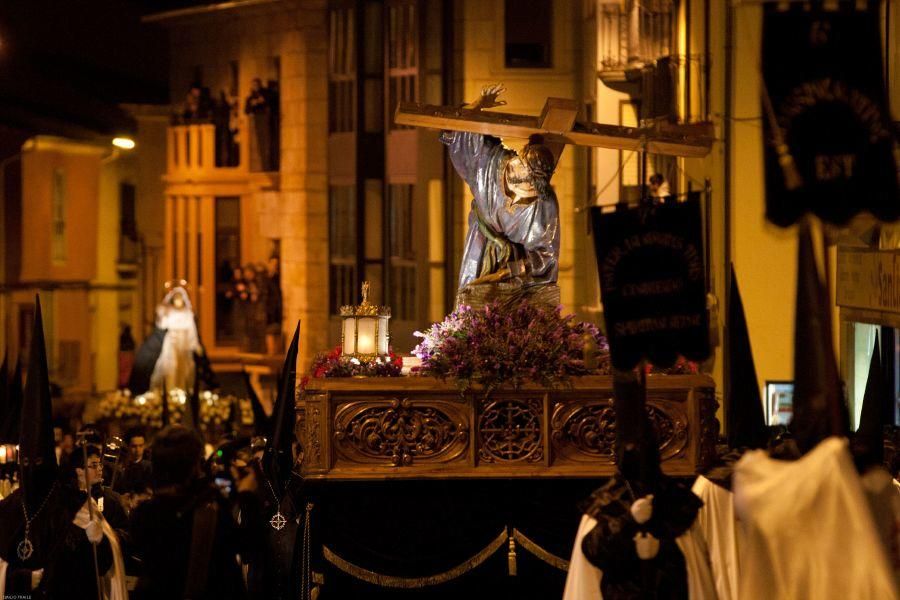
[149,286,200,392]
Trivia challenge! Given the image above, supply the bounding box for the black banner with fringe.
[762,0,898,226]
[590,200,709,371]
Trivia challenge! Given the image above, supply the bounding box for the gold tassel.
[776,143,804,191]
[761,76,803,192]
[311,571,324,599]
[507,535,517,576]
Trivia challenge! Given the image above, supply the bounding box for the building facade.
[0,115,168,402]
[146,0,900,426]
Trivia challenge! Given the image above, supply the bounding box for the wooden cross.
[395,98,714,158]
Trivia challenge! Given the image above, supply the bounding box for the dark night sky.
[0,1,220,139]
[0,1,214,106]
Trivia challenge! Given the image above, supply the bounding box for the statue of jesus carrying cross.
[395,83,713,309]
[441,84,563,308]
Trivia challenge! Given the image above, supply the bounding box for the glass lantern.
[341,281,391,359]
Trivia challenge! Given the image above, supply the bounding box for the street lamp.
[112,137,136,150]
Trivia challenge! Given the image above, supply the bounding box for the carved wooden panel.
[332,396,469,468]
[301,391,329,474]
[477,396,545,464]
[298,375,718,479]
[550,395,689,464]
[697,386,720,471]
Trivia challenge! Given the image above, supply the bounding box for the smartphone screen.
[214,477,233,496]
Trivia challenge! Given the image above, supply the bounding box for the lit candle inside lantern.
[0,446,6,464]
[357,317,377,355]
[340,281,391,359]
[342,318,357,354]
[378,321,389,356]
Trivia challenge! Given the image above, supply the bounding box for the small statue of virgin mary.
[149,282,201,392]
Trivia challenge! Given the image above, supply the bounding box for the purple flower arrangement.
[412,301,610,392]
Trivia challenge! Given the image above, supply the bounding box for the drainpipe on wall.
[722,0,735,426]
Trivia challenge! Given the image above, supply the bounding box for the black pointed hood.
[726,266,769,450]
[160,377,170,427]
[790,223,848,454]
[612,370,661,492]
[853,334,887,470]
[128,326,167,396]
[185,353,201,433]
[19,296,58,505]
[0,353,8,443]
[2,356,23,444]
[265,321,300,494]
[242,369,271,437]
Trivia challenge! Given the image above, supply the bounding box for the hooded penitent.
[0,302,71,598]
[184,352,202,433]
[852,334,888,471]
[127,326,167,396]
[246,321,306,600]
[160,377,170,428]
[265,322,300,495]
[19,296,59,507]
[0,354,9,444]
[243,369,272,438]
[726,266,770,450]
[790,222,848,454]
[0,354,6,425]
[580,370,700,599]
[0,357,23,446]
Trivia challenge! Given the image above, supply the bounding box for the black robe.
[112,459,152,495]
[244,476,306,600]
[129,480,250,600]
[0,485,113,600]
[580,475,701,600]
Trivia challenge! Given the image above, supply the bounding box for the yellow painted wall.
[10,135,147,395]
[91,154,130,393]
[53,289,93,394]
[19,139,103,283]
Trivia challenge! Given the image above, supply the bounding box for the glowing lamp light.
[112,137,136,150]
[340,281,390,359]
[0,445,18,464]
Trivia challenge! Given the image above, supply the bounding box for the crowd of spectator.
[174,78,280,171]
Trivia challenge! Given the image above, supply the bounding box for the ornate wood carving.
[309,405,323,465]
[697,387,720,471]
[300,391,327,472]
[333,397,468,466]
[550,398,689,462]
[299,375,718,479]
[478,397,544,463]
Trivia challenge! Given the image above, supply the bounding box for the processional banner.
[590,199,710,371]
[762,0,898,226]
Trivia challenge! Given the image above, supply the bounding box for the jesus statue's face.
[504,155,537,199]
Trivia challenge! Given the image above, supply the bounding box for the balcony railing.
[166,122,249,178]
[599,0,674,71]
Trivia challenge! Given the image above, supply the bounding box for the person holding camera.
[128,425,258,600]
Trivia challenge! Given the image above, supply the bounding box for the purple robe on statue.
[441,131,560,293]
